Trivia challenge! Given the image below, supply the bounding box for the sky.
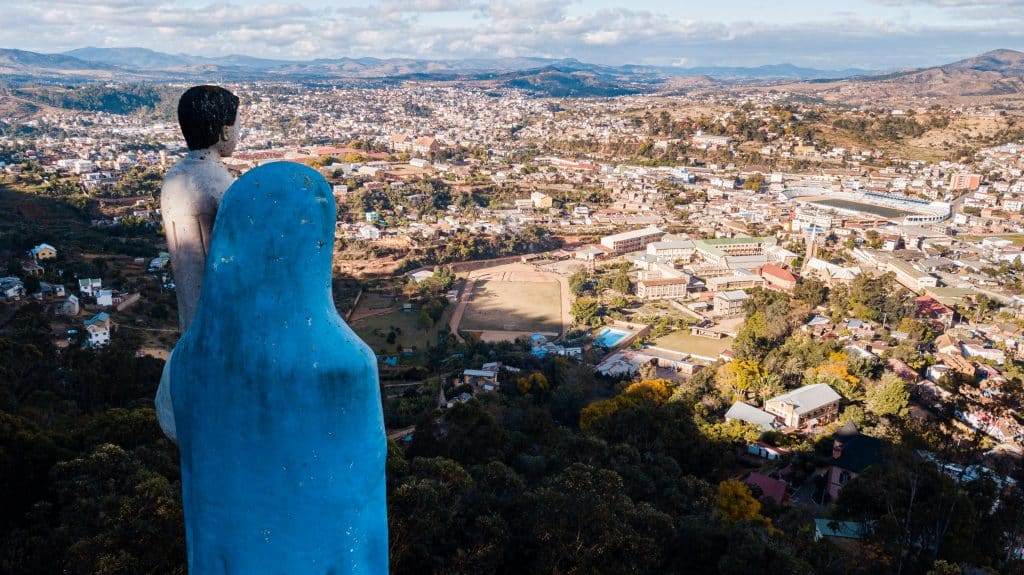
[1,0,1023,69]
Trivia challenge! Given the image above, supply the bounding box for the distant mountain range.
[58,47,871,81]
[0,45,873,86]
[0,46,1021,100]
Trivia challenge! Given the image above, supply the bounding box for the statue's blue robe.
[171,162,388,574]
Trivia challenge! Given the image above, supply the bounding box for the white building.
[96,289,114,307]
[84,312,112,347]
[714,290,749,316]
[0,277,25,299]
[78,278,102,297]
[359,225,382,240]
[600,226,664,254]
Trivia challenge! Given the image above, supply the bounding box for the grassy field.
[349,293,454,357]
[653,330,734,359]
[959,234,1024,246]
[461,279,561,333]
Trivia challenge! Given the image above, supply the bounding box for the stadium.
[782,187,951,224]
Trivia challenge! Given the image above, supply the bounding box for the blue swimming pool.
[594,327,629,347]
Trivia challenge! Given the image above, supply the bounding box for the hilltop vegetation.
[8,84,177,117]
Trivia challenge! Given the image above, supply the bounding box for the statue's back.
[170,162,388,574]
[160,151,233,331]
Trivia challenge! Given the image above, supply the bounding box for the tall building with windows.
[600,226,664,254]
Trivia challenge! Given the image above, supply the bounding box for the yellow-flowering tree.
[804,352,862,400]
[715,480,771,528]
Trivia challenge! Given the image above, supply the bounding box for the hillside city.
[5,73,1024,574]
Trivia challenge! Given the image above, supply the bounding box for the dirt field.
[460,278,562,334]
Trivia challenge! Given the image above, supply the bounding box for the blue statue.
[168,161,388,574]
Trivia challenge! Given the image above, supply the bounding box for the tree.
[612,270,632,295]
[0,413,61,531]
[568,268,591,297]
[715,480,771,528]
[520,463,674,574]
[743,172,765,191]
[716,360,766,399]
[22,275,40,295]
[850,272,911,324]
[623,379,672,403]
[516,372,549,397]
[793,278,827,308]
[4,442,186,575]
[550,379,587,427]
[866,374,910,418]
[897,317,934,344]
[579,379,672,432]
[805,352,862,401]
[417,310,432,330]
[638,362,658,381]
[608,295,629,312]
[571,297,600,326]
[733,311,771,360]
[926,560,961,575]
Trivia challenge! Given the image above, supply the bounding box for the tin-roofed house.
[764,383,841,429]
[31,243,57,261]
[826,423,885,500]
[463,369,499,392]
[84,312,112,347]
[78,278,102,297]
[725,401,778,431]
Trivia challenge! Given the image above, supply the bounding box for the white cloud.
[0,0,1022,68]
[871,0,1024,5]
[379,0,478,13]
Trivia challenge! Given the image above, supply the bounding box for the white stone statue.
[157,85,241,442]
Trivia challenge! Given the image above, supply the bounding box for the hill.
[861,49,1024,96]
[0,49,122,82]
[672,62,871,80]
[63,47,195,69]
[1,46,1023,104]
[499,66,643,97]
[773,49,1024,104]
[11,84,175,115]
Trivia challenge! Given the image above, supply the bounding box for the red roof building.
[760,264,797,292]
[746,472,787,504]
[914,296,954,329]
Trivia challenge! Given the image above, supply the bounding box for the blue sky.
[2,0,1022,68]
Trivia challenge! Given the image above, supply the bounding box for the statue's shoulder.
[161,157,234,203]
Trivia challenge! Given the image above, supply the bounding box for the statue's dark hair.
[177,85,240,151]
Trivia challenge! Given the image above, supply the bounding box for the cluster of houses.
[0,242,128,348]
[443,361,521,408]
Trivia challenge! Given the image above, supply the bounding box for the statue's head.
[178,85,240,157]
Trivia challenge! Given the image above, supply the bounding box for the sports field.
[653,331,734,360]
[460,279,562,334]
[808,198,910,219]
